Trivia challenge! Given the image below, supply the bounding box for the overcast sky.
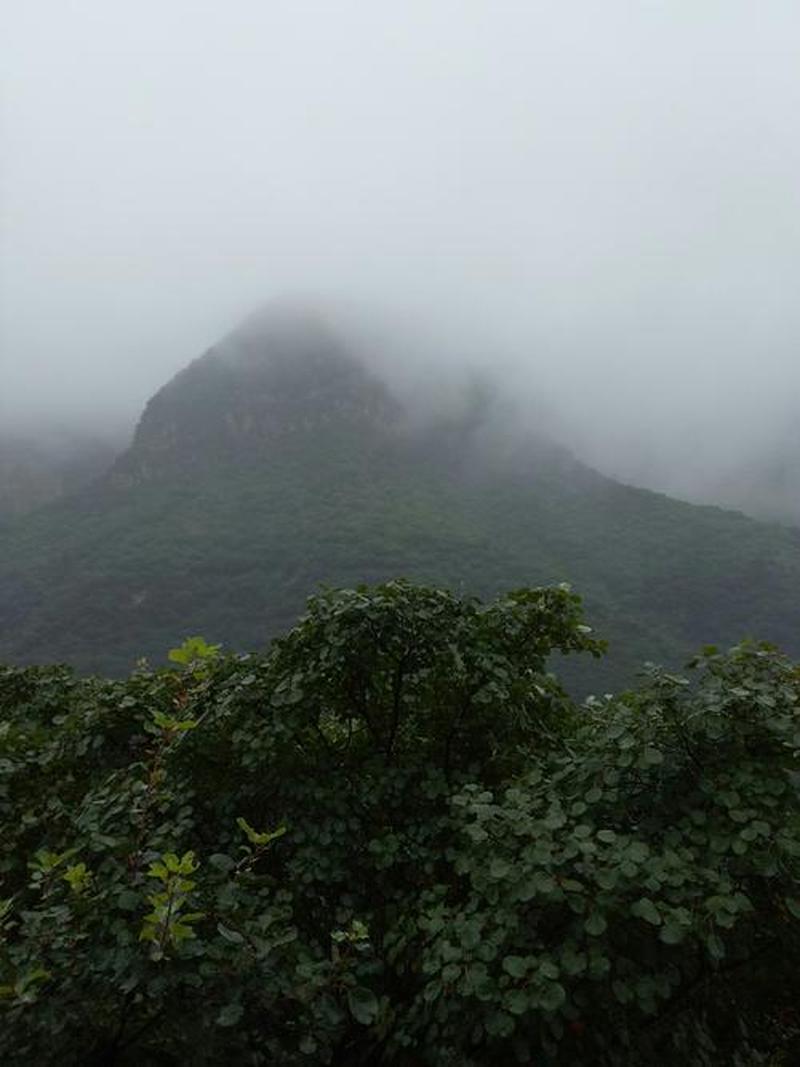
[2,1,799,500]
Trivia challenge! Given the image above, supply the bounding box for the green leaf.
[659,923,686,945]
[561,949,587,976]
[502,955,528,978]
[489,858,511,880]
[237,816,287,847]
[216,1002,244,1028]
[543,811,566,830]
[537,981,567,1012]
[116,889,141,912]
[217,923,245,944]
[595,868,618,890]
[631,898,661,926]
[505,989,529,1015]
[169,636,221,665]
[585,912,607,936]
[347,985,379,1026]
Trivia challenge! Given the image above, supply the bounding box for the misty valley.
[1,307,799,1064]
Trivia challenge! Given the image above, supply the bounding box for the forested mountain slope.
[1,308,799,689]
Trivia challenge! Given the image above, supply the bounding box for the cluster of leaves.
[0,580,798,1064]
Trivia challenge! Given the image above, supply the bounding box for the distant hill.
[0,431,119,522]
[1,306,799,691]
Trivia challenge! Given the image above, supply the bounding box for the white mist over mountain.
[2,1,799,517]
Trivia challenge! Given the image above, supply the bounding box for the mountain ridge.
[1,307,799,691]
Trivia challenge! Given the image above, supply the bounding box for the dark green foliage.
[1,581,798,1064]
[2,422,800,692]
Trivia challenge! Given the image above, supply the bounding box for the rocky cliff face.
[112,307,402,483]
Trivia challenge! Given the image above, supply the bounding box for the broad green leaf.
[631,898,661,926]
[585,912,607,936]
[347,986,379,1026]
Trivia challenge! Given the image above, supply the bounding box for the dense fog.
[2,1,799,516]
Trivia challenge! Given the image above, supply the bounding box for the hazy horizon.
[3,2,799,510]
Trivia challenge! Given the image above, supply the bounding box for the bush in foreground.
[0,580,798,1064]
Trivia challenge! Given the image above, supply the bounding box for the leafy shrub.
[0,582,798,1064]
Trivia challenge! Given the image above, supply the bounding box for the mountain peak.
[113,305,401,482]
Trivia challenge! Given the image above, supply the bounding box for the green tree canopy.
[0,581,798,1064]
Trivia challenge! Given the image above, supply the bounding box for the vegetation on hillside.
[3,314,800,690]
[1,581,798,1064]
[2,410,800,691]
